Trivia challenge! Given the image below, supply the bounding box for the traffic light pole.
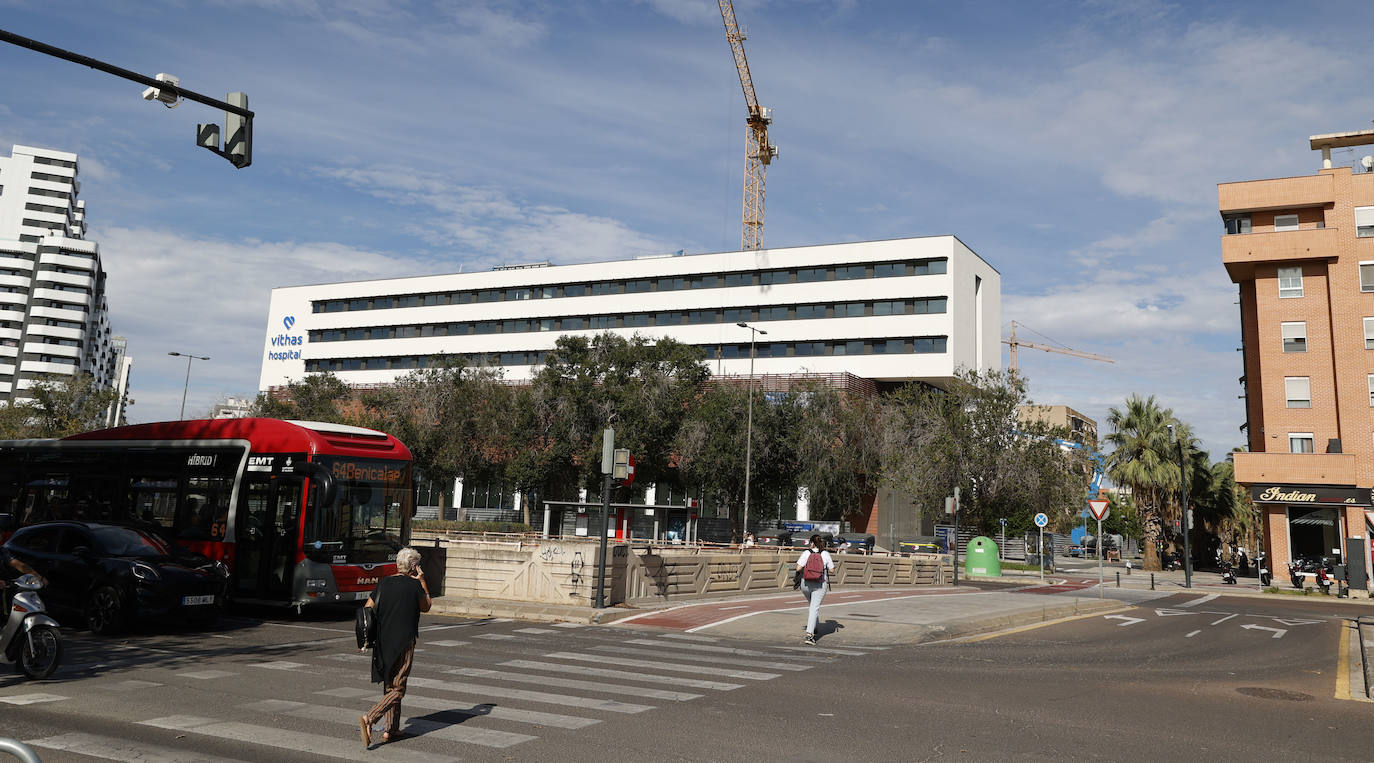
[594,428,614,609]
[0,28,254,167]
[1175,437,1193,589]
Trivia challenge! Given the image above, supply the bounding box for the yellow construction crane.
[1003,321,1114,371]
[718,0,777,251]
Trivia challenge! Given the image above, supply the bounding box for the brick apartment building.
[1221,128,1374,591]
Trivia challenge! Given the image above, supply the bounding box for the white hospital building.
[0,144,128,414]
[259,236,1000,390]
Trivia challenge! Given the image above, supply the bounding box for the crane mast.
[719,0,777,251]
[1003,321,1114,371]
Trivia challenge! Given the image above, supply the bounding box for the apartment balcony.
[1222,227,1340,282]
[1218,173,1333,214]
[1232,451,1356,486]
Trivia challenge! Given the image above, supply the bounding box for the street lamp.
[737,322,766,539]
[1168,424,1193,588]
[168,351,210,420]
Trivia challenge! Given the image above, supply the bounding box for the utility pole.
[594,428,614,609]
[0,28,254,168]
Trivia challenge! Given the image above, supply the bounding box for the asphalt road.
[0,591,1368,762]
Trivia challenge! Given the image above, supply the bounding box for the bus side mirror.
[296,462,337,509]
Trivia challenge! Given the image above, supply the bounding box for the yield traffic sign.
[1087,499,1109,521]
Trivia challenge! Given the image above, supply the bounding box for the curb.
[428,597,645,625]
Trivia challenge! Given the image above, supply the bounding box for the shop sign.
[1250,484,1373,506]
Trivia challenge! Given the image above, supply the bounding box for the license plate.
[182,594,216,606]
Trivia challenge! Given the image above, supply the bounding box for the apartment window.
[873,300,904,316]
[1274,214,1299,232]
[623,314,650,327]
[1277,266,1303,298]
[839,302,865,317]
[1366,318,1374,349]
[759,270,789,285]
[506,288,533,301]
[560,317,585,330]
[625,280,651,294]
[654,311,682,326]
[590,282,618,296]
[873,262,906,278]
[1369,374,1374,406]
[657,277,686,292]
[794,304,826,319]
[588,316,615,329]
[1356,207,1374,238]
[794,342,824,357]
[1289,433,1315,454]
[1280,321,1306,353]
[758,306,788,320]
[796,268,827,283]
[1284,376,1311,408]
[692,275,718,289]
[723,273,752,287]
[1362,262,1374,292]
[1223,214,1251,235]
[563,284,586,298]
[834,265,867,280]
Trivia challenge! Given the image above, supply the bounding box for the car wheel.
[86,585,127,636]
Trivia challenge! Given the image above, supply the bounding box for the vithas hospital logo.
[267,315,303,361]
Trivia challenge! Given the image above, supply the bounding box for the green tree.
[1103,394,1182,571]
[23,373,120,437]
[250,372,355,421]
[880,369,1090,534]
[789,382,881,522]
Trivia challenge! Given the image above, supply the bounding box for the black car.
[2,521,229,635]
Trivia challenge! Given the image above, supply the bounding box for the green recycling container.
[965,536,1001,577]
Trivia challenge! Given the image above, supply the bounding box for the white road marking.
[1210,614,1238,626]
[1273,618,1324,626]
[552,622,587,628]
[139,715,453,762]
[623,638,831,661]
[429,639,471,647]
[1154,608,1196,617]
[717,605,750,610]
[254,661,309,671]
[1186,630,1201,638]
[515,628,557,634]
[319,687,602,729]
[658,634,719,643]
[400,675,655,714]
[106,679,163,691]
[1176,594,1218,608]
[1241,624,1287,639]
[1103,615,1145,627]
[0,693,67,705]
[587,645,811,671]
[500,659,744,691]
[173,670,236,680]
[445,666,702,701]
[765,645,870,656]
[27,732,243,762]
[545,651,780,681]
[248,699,535,749]
[473,633,517,640]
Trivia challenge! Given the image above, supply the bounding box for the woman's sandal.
[382,731,406,743]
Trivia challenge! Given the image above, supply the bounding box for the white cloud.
[99,228,426,422]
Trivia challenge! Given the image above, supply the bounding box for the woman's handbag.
[355,588,380,650]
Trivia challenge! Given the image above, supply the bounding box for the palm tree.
[1104,394,1180,571]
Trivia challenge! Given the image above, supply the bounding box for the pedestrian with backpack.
[796,534,835,645]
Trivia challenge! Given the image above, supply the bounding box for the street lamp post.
[737,322,766,541]
[168,351,210,419]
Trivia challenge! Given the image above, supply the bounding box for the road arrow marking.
[1186,630,1200,638]
[1210,614,1238,626]
[1272,618,1322,626]
[1241,624,1287,639]
[1154,608,1196,617]
[1104,615,1145,627]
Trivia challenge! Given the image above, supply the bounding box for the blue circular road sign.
[1033,512,1049,528]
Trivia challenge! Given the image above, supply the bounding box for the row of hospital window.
[1225,207,1374,237]
[303,336,949,373]
[308,298,948,343]
[310,258,948,314]
[1280,318,1374,352]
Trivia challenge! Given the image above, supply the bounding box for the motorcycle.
[0,574,62,680]
[1314,567,1334,595]
[1258,554,1272,587]
[1219,561,1237,584]
[1287,561,1305,590]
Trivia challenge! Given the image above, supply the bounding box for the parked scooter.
[1258,553,1272,587]
[1219,561,1237,584]
[0,574,62,679]
[1314,567,1334,595]
[1288,561,1305,590]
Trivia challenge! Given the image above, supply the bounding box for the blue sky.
[1,0,1371,461]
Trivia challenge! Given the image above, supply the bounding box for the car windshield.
[90,525,173,558]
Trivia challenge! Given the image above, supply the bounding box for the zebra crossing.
[12,618,883,762]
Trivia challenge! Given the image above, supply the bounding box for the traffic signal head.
[224,92,251,168]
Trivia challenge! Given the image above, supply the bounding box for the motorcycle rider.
[0,545,46,616]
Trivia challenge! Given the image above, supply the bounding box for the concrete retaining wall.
[424,535,949,608]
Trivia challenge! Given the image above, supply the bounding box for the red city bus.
[0,418,413,609]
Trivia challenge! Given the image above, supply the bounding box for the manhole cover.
[1236,687,1313,702]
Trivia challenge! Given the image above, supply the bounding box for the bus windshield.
[303,457,411,565]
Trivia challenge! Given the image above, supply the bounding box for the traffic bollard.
[1150,573,1155,591]
[1116,571,1120,587]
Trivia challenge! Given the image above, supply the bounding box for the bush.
[412,519,534,534]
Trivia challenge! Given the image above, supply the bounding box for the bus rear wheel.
[87,586,128,636]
